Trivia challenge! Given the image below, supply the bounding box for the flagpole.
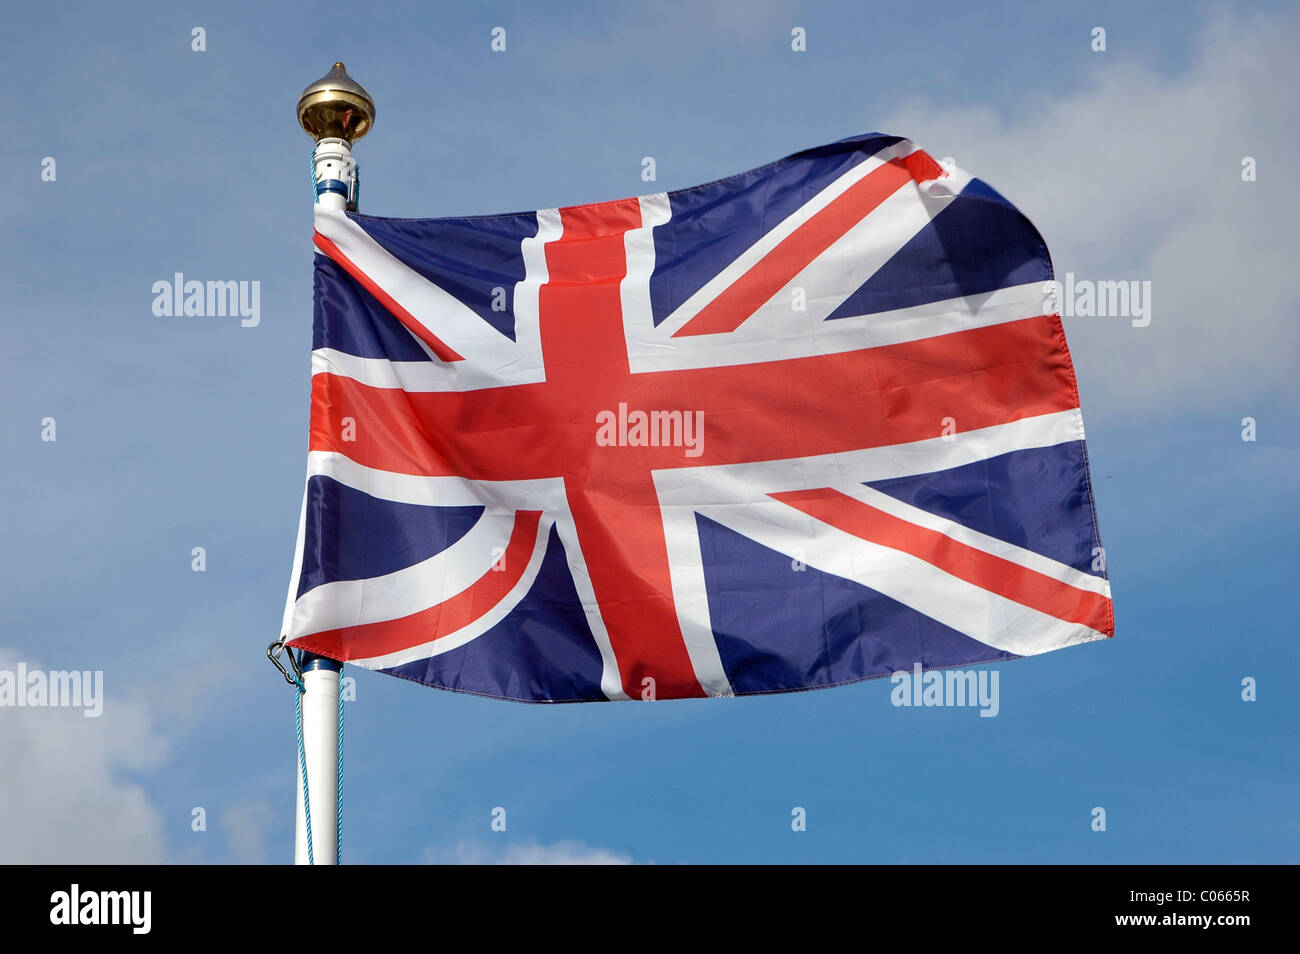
[293,653,341,864]
[293,61,375,865]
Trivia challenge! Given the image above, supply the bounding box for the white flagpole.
[293,654,341,864]
[291,61,376,866]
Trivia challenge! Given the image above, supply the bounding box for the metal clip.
[267,637,304,687]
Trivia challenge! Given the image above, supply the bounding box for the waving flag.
[281,133,1113,702]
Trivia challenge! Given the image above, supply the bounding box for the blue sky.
[1,0,1296,863]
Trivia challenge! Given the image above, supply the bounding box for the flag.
[281,133,1113,702]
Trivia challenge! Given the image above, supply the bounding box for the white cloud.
[427,838,637,865]
[221,800,275,865]
[0,649,169,863]
[876,5,1300,421]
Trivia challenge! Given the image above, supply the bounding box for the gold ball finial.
[297,61,375,144]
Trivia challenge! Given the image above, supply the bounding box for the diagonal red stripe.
[671,158,914,338]
[289,510,544,660]
[770,488,1114,636]
[313,231,464,362]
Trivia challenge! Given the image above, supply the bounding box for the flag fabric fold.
[281,132,1113,703]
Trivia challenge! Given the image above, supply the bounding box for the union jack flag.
[281,133,1114,702]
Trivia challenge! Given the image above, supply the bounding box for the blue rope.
[308,145,320,202]
[291,656,344,865]
[293,674,314,865]
[308,144,359,210]
[336,669,344,865]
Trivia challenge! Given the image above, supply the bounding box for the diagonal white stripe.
[836,483,1110,595]
[289,510,529,633]
[345,515,555,669]
[292,452,621,698]
[651,411,1092,695]
[655,140,915,335]
[660,501,734,697]
[303,450,570,511]
[726,178,945,328]
[618,144,1046,376]
[702,499,1107,658]
[314,207,549,390]
[652,410,1087,509]
[551,509,628,701]
[312,348,457,391]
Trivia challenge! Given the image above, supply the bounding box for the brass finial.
[297,62,375,144]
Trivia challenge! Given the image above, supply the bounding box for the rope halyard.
[336,673,344,865]
[309,145,323,203]
[268,638,342,865]
[309,144,359,210]
[294,674,315,866]
[269,638,317,865]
